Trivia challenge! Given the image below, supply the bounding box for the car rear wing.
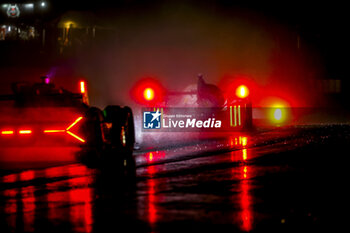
[0,79,89,106]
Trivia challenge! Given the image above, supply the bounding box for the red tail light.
[236,85,249,99]
[1,130,14,135]
[143,88,155,101]
[44,116,85,143]
[19,130,32,135]
[1,117,85,143]
[43,130,65,133]
[131,78,165,106]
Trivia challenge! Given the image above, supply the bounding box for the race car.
[0,76,135,154]
[131,74,253,131]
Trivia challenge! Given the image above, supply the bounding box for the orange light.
[143,88,155,101]
[268,103,289,125]
[80,81,86,94]
[1,130,14,135]
[236,85,249,98]
[273,108,282,121]
[19,130,32,135]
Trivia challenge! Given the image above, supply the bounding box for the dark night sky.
[1,0,349,107]
[49,0,348,59]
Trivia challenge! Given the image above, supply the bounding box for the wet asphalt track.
[1,125,349,232]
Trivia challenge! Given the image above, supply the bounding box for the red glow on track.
[229,136,248,150]
[146,151,166,163]
[242,149,248,161]
[240,165,252,231]
[2,174,17,183]
[20,170,35,181]
[21,186,36,231]
[44,165,94,232]
[146,159,158,225]
[148,152,154,162]
[148,179,157,224]
[230,144,253,231]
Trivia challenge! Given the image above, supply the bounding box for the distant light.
[273,109,282,121]
[2,4,8,8]
[143,88,155,101]
[8,26,11,32]
[64,21,75,28]
[45,77,50,84]
[24,3,34,9]
[236,85,249,98]
[41,2,46,7]
[269,105,288,125]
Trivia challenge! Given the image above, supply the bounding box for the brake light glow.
[1,130,14,135]
[143,88,155,101]
[236,85,249,99]
[131,78,165,105]
[19,130,32,135]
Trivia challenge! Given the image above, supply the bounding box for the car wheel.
[103,105,134,152]
[84,107,104,149]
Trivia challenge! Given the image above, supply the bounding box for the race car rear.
[131,74,253,131]
[0,107,87,147]
[0,77,135,153]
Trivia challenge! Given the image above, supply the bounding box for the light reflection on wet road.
[1,126,349,232]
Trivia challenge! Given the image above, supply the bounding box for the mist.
[73,2,321,109]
